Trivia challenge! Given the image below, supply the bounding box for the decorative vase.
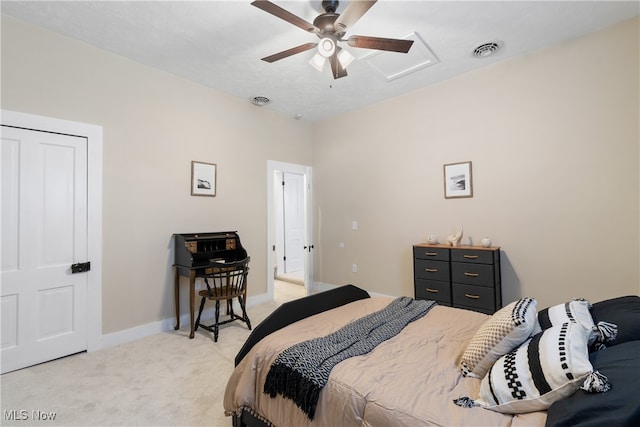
[481,237,492,248]
[427,234,437,245]
[447,225,463,247]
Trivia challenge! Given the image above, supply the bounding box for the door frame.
[1,109,103,352]
[267,160,312,299]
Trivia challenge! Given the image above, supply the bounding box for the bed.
[224,285,640,427]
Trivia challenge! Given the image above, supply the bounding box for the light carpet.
[0,281,307,427]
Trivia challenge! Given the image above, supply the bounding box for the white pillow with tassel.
[455,322,610,414]
[534,298,617,350]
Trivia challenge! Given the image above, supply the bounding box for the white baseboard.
[311,282,393,299]
[367,290,395,298]
[96,282,393,351]
[309,281,337,293]
[98,291,270,351]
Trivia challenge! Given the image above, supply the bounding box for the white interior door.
[283,172,305,273]
[267,161,312,298]
[1,126,89,373]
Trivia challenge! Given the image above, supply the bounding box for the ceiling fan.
[251,0,414,79]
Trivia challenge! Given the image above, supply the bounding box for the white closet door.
[1,126,88,373]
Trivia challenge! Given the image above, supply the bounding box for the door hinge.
[71,262,91,274]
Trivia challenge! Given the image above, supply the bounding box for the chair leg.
[227,299,235,318]
[214,300,221,342]
[195,296,207,331]
[238,295,251,330]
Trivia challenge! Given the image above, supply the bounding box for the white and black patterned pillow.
[476,322,603,414]
[533,299,599,346]
[459,297,537,378]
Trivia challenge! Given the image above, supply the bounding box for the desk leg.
[174,267,180,330]
[189,270,196,339]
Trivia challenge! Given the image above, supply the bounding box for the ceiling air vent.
[472,42,501,58]
[250,96,270,106]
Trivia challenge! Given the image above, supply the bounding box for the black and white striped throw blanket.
[263,297,436,420]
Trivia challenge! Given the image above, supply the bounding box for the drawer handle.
[464,272,479,277]
[424,252,438,256]
[425,288,439,293]
[464,293,481,299]
[425,268,438,273]
[463,255,479,259]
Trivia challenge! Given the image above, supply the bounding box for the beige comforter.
[224,297,546,426]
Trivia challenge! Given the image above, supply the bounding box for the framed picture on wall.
[443,161,473,199]
[191,161,216,197]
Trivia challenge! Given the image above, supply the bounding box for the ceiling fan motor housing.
[313,13,341,36]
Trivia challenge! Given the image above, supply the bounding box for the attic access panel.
[362,32,439,81]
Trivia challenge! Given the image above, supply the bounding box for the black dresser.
[413,244,502,314]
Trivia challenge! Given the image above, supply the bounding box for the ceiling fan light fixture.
[309,52,326,71]
[336,47,355,69]
[318,37,336,58]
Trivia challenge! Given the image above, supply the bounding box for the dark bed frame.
[232,284,371,427]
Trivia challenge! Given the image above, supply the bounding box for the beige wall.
[2,14,638,338]
[312,17,640,307]
[1,16,313,334]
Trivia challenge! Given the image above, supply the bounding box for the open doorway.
[267,161,312,302]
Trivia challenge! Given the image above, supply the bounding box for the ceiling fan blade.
[251,0,318,33]
[261,42,318,63]
[334,0,377,32]
[347,35,414,53]
[329,52,348,79]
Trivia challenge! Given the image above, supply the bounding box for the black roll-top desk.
[173,231,249,338]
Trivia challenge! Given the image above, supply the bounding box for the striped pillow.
[477,322,598,414]
[534,299,598,346]
[459,297,537,378]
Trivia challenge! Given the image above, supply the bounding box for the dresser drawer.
[452,284,495,312]
[451,249,495,264]
[413,246,450,261]
[415,259,450,282]
[415,279,451,305]
[451,262,494,287]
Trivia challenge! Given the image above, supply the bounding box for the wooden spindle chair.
[194,258,251,342]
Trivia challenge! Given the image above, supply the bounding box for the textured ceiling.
[2,1,638,122]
